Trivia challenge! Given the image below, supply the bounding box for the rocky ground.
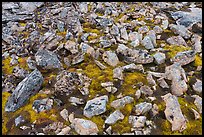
[2,2,202,135]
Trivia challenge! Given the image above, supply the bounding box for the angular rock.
[129,115,146,128]
[146,73,156,86]
[140,85,153,96]
[169,24,192,39]
[191,95,202,114]
[166,36,187,46]
[15,115,25,126]
[113,67,123,80]
[142,36,155,50]
[161,19,169,29]
[135,89,141,99]
[60,109,69,121]
[35,49,62,70]
[135,102,152,115]
[26,57,37,70]
[120,27,129,41]
[32,98,54,113]
[161,93,187,132]
[83,95,108,118]
[138,26,149,34]
[101,82,114,87]
[94,60,107,70]
[102,51,119,67]
[157,77,169,89]
[69,97,84,105]
[71,118,99,135]
[71,53,84,65]
[171,50,195,66]
[153,26,163,34]
[111,96,134,109]
[191,108,200,120]
[57,126,71,135]
[80,43,95,58]
[122,63,144,73]
[13,66,29,79]
[5,69,43,112]
[153,52,166,64]
[192,79,202,94]
[105,110,124,125]
[129,32,142,47]
[64,40,78,54]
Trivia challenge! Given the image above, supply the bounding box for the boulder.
[161,93,187,132]
[5,69,43,112]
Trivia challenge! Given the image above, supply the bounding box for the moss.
[83,28,100,35]
[120,103,134,116]
[122,72,147,96]
[163,45,191,59]
[18,57,30,71]
[193,54,202,67]
[88,115,105,134]
[19,22,26,27]
[112,115,132,134]
[87,35,99,41]
[56,30,67,37]
[2,57,15,75]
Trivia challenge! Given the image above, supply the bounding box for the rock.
[102,51,119,67]
[110,24,120,36]
[146,73,156,86]
[64,40,78,54]
[192,22,202,34]
[153,52,166,64]
[135,102,152,115]
[161,93,187,132]
[129,115,146,128]
[12,66,29,79]
[140,85,153,96]
[101,82,114,87]
[135,90,141,99]
[94,60,107,70]
[157,77,169,89]
[138,26,149,34]
[26,57,37,70]
[141,35,155,50]
[80,43,95,58]
[71,118,99,135]
[169,24,192,39]
[5,69,43,112]
[57,126,71,135]
[122,63,144,73]
[60,109,69,121]
[191,34,202,53]
[192,79,202,94]
[72,53,84,65]
[15,115,25,126]
[105,110,124,125]
[113,67,123,80]
[128,32,142,47]
[83,95,108,118]
[153,26,163,34]
[32,98,54,113]
[150,104,159,117]
[69,97,84,106]
[111,96,134,109]
[120,27,128,41]
[79,2,88,13]
[100,39,112,48]
[35,49,62,70]
[19,2,42,13]
[148,71,165,78]
[165,63,187,96]
[42,122,66,135]
[57,21,65,32]
[166,36,187,46]
[64,57,71,67]
[191,95,202,114]
[105,87,118,93]
[161,19,169,29]
[191,108,200,120]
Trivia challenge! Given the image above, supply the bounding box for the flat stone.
[111,96,134,109]
[166,36,187,46]
[105,110,124,125]
[191,95,202,114]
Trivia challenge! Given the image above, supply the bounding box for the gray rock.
[5,69,43,112]
[32,98,54,113]
[105,110,124,125]
[161,19,169,29]
[80,43,95,58]
[102,51,119,67]
[141,36,155,50]
[79,2,88,13]
[171,50,195,66]
[151,104,159,117]
[27,57,37,70]
[64,40,78,54]
[94,60,107,70]
[135,90,141,99]
[161,93,187,132]
[101,82,114,87]
[153,26,163,34]
[192,79,202,93]
[135,102,152,115]
[72,53,84,65]
[191,95,202,114]
[191,34,202,53]
[138,26,149,34]
[122,63,144,73]
[129,32,142,47]
[157,77,169,89]
[57,126,71,135]
[169,24,192,39]
[13,66,29,79]
[111,96,134,109]
[113,67,123,80]
[57,21,65,32]
[146,73,156,86]
[69,97,84,105]
[153,52,166,64]
[83,95,108,118]
[15,115,25,126]
[140,85,153,96]
[165,63,187,96]
[191,108,200,120]
[35,49,62,70]
[120,27,129,41]
[60,109,69,121]
[105,86,118,94]
[129,115,146,128]
[110,24,120,36]
[71,118,99,135]
[166,36,187,46]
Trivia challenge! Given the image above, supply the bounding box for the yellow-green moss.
[2,92,11,134]
[56,30,67,37]
[2,57,14,75]
[193,54,202,67]
[87,35,99,41]
[163,45,191,58]
[83,28,100,35]
[19,22,26,27]
[122,72,147,96]
[112,115,132,134]
[18,57,30,71]
[88,115,105,134]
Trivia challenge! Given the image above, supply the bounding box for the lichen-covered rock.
[169,24,192,39]
[161,93,187,132]
[32,98,54,113]
[111,96,134,109]
[102,51,119,67]
[5,69,43,112]
[35,49,62,70]
[166,36,187,46]
[135,102,152,115]
[192,79,202,93]
[71,118,99,135]
[83,95,108,118]
[129,115,146,128]
[171,50,195,66]
[153,52,166,64]
[105,110,124,125]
